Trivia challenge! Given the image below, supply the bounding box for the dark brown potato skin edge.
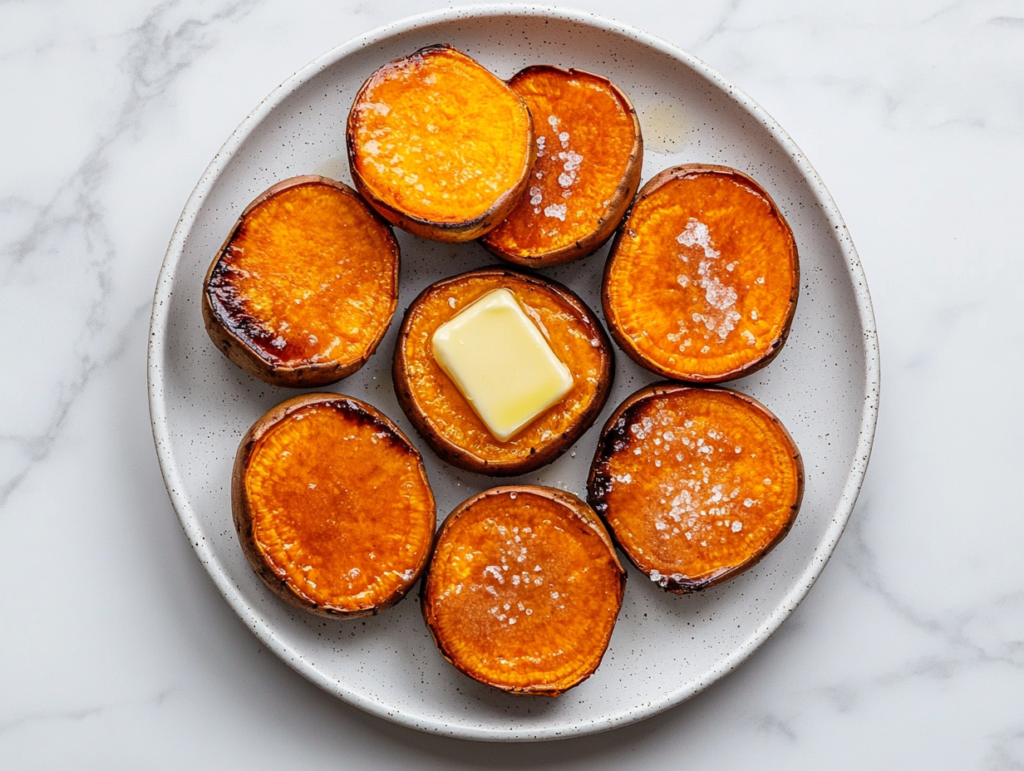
[392,267,615,476]
[481,65,644,268]
[346,44,536,244]
[602,164,799,383]
[587,382,805,594]
[202,175,400,388]
[421,485,626,696]
[231,392,437,618]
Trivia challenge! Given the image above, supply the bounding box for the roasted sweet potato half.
[393,268,614,476]
[232,393,436,617]
[603,164,799,382]
[203,175,399,388]
[347,44,534,243]
[422,485,625,696]
[587,384,803,593]
[481,66,642,267]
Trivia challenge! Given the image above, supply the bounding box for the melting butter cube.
[432,288,573,442]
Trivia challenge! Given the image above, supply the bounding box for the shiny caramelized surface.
[349,46,532,224]
[244,401,435,612]
[589,388,801,590]
[483,67,637,258]
[400,272,607,464]
[425,489,624,694]
[206,181,397,370]
[605,169,797,380]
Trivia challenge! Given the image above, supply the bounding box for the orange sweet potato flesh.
[604,165,798,382]
[203,176,399,387]
[347,45,534,243]
[481,66,642,267]
[232,393,436,617]
[393,268,613,476]
[423,486,625,696]
[588,384,803,593]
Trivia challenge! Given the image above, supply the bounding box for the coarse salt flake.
[543,203,567,221]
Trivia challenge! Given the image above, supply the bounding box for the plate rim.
[148,2,880,741]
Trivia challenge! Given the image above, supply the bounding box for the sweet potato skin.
[347,44,535,243]
[392,267,614,476]
[421,485,626,696]
[603,164,799,383]
[202,175,399,388]
[587,383,804,593]
[232,393,436,618]
[481,66,643,267]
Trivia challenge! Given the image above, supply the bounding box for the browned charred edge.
[481,66,643,268]
[346,45,535,244]
[603,164,799,383]
[231,392,436,618]
[202,175,400,388]
[587,382,804,594]
[392,266,615,476]
[420,485,626,696]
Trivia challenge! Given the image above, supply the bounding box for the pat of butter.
[432,288,573,442]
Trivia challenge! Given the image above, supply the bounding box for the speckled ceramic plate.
[148,5,879,741]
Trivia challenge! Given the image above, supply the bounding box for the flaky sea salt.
[543,203,567,221]
[676,218,742,340]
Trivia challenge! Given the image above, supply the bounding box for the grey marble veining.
[0,0,266,506]
[1,0,1022,767]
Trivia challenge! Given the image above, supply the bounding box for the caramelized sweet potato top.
[604,165,798,382]
[588,385,802,593]
[235,395,435,616]
[393,268,613,475]
[347,45,533,237]
[204,176,398,386]
[423,486,625,695]
[482,66,642,266]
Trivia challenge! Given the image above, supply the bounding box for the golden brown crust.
[392,267,614,476]
[481,66,643,267]
[346,44,534,243]
[232,393,436,618]
[603,164,799,383]
[202,175,400,388]
[422,485,626,695]
[587,383,804,593]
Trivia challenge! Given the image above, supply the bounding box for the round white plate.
[148,5,879,741]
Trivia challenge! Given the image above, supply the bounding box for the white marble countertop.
[2,0,1021,767]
